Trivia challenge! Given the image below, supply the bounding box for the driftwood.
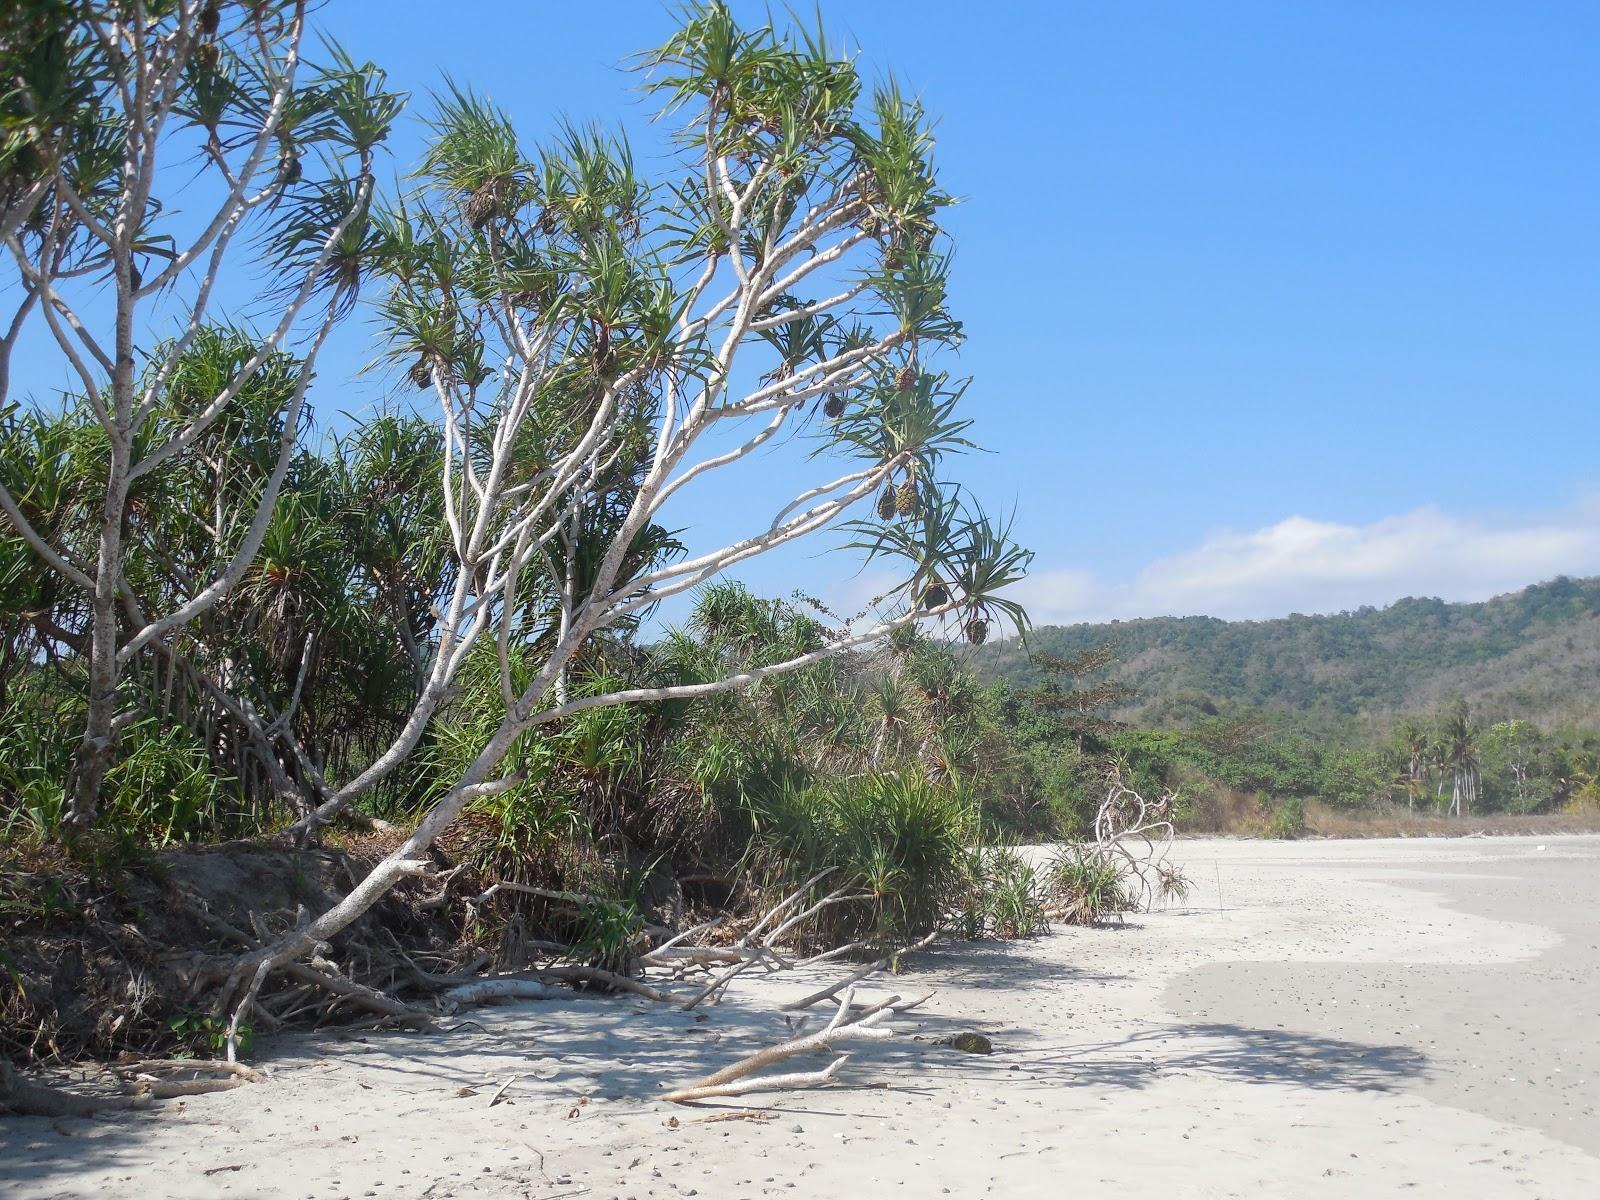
[1088,775,1184,910]
[0,1058,262,1116]
[797,939,869,967]
[437,963,673,1013]
[440,978,561,1010]
[678,951,765,1011]
[1,1059,133,1117]
[782,928,941,1011]
[535,965,670,1002]
[641,946,747,968]
[284,962,435,1029]
[649,918,723,956]
[662,988,895,1103]
[761,886,872,950]
[738,869,836,947]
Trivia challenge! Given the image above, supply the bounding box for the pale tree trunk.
[66,244,137,830]
[68,463,130,829]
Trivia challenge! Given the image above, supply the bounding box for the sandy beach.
[4,835,1597,1199]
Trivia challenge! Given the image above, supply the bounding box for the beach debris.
[661,987,895,1103]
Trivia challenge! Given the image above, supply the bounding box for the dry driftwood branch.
[661,988,894,1103]
[282,962,435,1030]
[663,1057,852,1104]
[650,918,723,956]
[762,886,873,950]
[440,977,561,1010]
[1089,776,1181,911]
[782,928,941,1011]
[641,946,747,968]
[844,990,934,1022]
[739,868,837,947]
[536,965,670,1002]
[114,1059,260,1080]
[678,951,765,1012]
[670,875,874,1010]
[124,1076,250,1100]
[797,939,869,967]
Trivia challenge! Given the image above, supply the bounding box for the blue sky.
[16,3,1595,628]
[310,0,1600,625]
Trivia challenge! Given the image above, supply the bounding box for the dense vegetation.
[975,578,1600,830]
[0,2,1064,1075]
[979,577,1600,732]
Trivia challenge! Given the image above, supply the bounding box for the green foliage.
[0,678,238,847]
[1044,848,1136,926]
[746,773,976,944]
[569,896,644,978]
[955,846,1048,940]
[1267,797,1307,840]
[169,1011,251,1059]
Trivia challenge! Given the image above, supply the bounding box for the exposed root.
[1089,774,1185,910]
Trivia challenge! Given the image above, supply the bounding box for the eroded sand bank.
[4,836,1597,1198]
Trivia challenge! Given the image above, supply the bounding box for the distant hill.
[976,576,1600,734]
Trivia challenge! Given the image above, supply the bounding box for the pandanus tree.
[0,0,402,828]
[207,4,1029,1044]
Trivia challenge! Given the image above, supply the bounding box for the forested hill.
[976,576,1600,732]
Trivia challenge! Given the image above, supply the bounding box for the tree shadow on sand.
[1,984,1429,1197]
[990,1023,1430,1093]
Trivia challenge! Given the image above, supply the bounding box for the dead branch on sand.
[0,1058,262,1117]
[782,928,942,1011]
[661,988,894,1103]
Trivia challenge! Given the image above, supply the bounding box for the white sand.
[4,835,1598,1198]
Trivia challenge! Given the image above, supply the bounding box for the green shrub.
[746,773,976,945]
[1044,847,1136,925]
[569,896,645,977]
[0,687,235,847]
[956,846,1048,939]
[1267,796,1307,839]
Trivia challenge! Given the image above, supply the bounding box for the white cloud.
[1012,498,1600,626]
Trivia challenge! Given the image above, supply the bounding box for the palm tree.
[1395,718,1430,811]
[1438,703,1480,817]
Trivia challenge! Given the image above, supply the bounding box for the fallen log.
[440,978,561,1010]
